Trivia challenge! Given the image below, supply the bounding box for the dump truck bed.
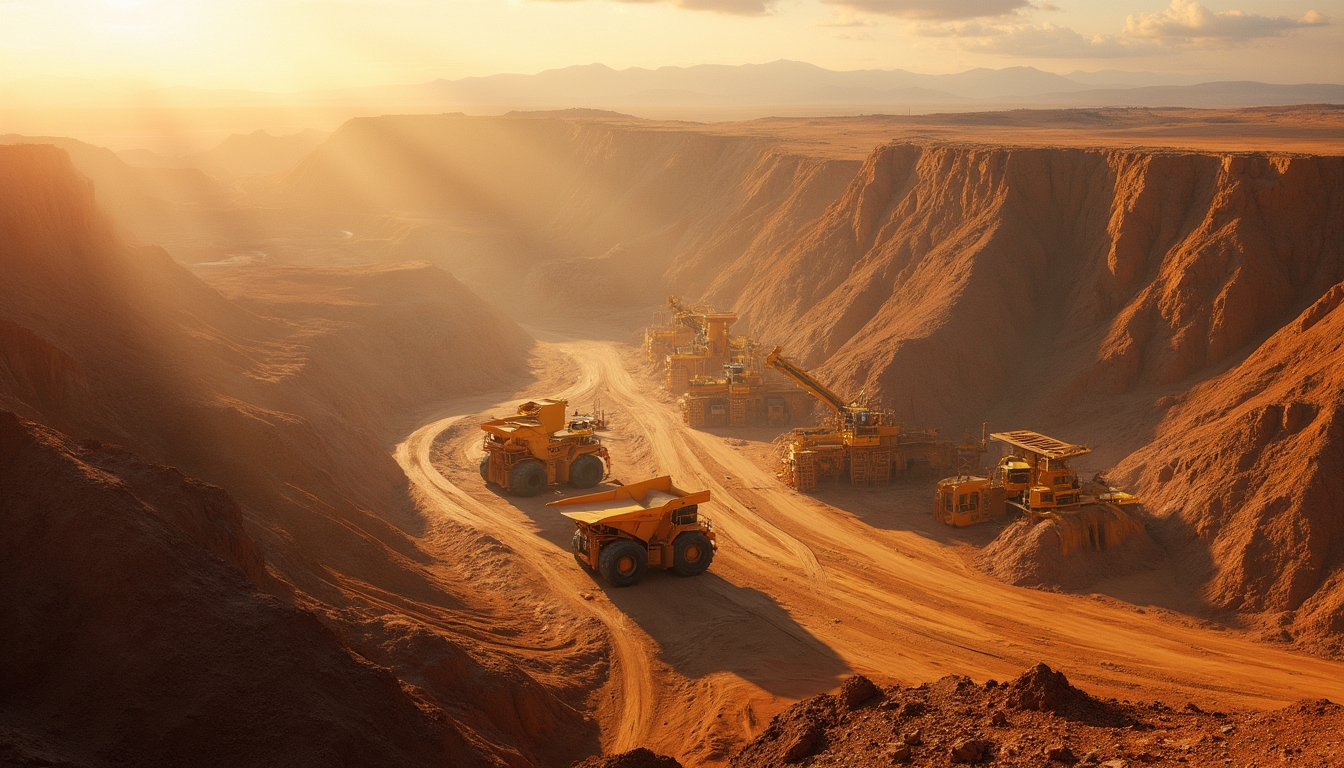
[990,430,1091,460]
[547,476,710,525]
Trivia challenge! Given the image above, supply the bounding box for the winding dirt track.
[397,335,1344,766]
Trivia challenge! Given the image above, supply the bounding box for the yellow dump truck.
[547,476,716,587]
[480,399,610,497]
[935,430,1137,527]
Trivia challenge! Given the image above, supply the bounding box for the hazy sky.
[1,0,1340,90]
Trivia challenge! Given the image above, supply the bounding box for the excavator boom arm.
[764,346,848,413]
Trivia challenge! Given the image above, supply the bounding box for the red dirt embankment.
[0,412,474,767]
[726,141,1341,653]
[1113,283,1344,655]
[707,144,1343,444]
[0,143,594,766]
[731,665,1343,767]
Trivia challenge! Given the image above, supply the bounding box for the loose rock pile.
[730,664,1343,767]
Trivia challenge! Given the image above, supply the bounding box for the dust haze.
[2,30,1343,768]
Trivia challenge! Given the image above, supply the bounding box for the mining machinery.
[664,307,743,394]
[479,399,610,497]
[550,475,716,587]
[645,296,758,395]
[763,346,957,491]
[934,430,1138,527]
[644,296,702,362]
[678,356,812,428]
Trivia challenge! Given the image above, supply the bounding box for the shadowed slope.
[0,143,594,766]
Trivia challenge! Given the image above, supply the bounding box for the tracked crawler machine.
[549,476,716,587]
[679,358,812,428]
[764,346,957,491]
[643,296,701,362]
[934,430,1138,527]
[646,296,756,395]
[479,399,610,497]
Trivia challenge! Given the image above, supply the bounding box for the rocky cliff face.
[702,144,1343,440]
[1113,283,1344,653]
[0,143,589,766]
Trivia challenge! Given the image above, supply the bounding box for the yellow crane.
[763,346,956,491]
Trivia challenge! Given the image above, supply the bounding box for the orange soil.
[0,144,596,766]
[407,333,1344,767]
[6,109,1344,766]
[733,665,1344,767]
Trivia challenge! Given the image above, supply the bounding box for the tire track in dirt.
[395,376,656,752]
[398,333,1344,764]
[576,341,828,587]
[566,338,1344,709]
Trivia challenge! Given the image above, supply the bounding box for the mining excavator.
[645,296,756,395]
[763,346,957,491]
[679,358,811,428]
[665,308,743,394]
[549,476,716,587]
[644,296,702,362]
[479,399,610,497]
[934,430,1138,527]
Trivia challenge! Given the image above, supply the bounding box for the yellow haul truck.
[479,399,610,497]
[548,476,715,587]
[934,430,1137,527]
[763,346,956,491]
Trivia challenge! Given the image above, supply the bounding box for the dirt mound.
[1113,281,1344,654]
[1004,663,1088,713]
[572,748,683,768]
[977,506,1156,590]
[730,664,1343,767]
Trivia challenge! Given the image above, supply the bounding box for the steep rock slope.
[0,134,231,239]
[0,412,482,768]
[701,144,1343,445]
[0,144,592,766]
[1113,284,1344,653]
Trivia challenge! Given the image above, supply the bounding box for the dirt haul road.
[397,335,1344,767]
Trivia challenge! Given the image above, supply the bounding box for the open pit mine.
[2,105,1343,768]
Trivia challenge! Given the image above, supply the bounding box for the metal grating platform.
[990,430,1091,459]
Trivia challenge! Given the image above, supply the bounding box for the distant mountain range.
[4,61,1341,116]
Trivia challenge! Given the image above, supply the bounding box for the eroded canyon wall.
[702,144,1344,441]
[0,143,592,766]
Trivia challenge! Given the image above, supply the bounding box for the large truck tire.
[571,528,591,570]
[508,460,548,497]
[479,454,491,483]
[598,539,647,587]
[672,531,714,577]
[568,454,604,489]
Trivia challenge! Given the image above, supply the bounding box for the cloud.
[818,15,878,28]
[913,1,1332,57]
[1123,0,1329,42]
[531,0,780,17]
[821,0,1030,21]
[676,0,777,14]
[916,20,1155,57]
